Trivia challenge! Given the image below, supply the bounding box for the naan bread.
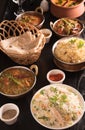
[0,31,45,55]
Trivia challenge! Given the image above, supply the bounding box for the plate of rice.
[52,37,85,72]
[30,84,85,129]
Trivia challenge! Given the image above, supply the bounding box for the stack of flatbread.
[0,31,45,64]
[0,31,45,54]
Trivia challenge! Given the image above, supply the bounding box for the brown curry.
[0,68,35,95]
[54,0,82,7]
[17,13,42,26]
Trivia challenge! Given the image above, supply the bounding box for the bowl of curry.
[50,0,85,18]
[16,10,45,29]
[50,18,84,37]
[0,65,38,98]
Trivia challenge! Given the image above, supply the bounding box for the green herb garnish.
[38,116,49,121]
[50,86,57,93]
[60,94,67,103]
[40,89,45,95]
[69,38,77,44]
[49,95,58,104]
[5,74,23,87]
[77,40,84,48]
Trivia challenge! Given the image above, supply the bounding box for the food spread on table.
[0,0,85,129]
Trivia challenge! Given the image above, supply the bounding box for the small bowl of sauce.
[0,103,19,125]
[46,69,65,84]
[40,28,52,43]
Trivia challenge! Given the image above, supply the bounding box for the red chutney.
[49,73,63,81]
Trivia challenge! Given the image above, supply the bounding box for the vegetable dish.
[53,18,83,36]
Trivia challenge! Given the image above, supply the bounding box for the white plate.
[30,84,85,129]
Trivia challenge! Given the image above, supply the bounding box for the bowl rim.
[52,36,85,65]
[51,18,84,37]
[0,66,36,98]
[30,83,85,129]
[46,69,65,83]
[51,0,84,9]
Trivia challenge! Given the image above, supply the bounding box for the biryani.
[31,84,83,129]
[54,37,85,63]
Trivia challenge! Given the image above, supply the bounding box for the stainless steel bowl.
[16,8,45,29]
[0,65,38,98]
[50,18,84,38]
[53,57,85,72]
[52,37,85,72]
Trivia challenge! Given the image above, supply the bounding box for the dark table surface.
[0,0,85,130]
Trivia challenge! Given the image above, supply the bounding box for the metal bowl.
[52,37,85,72]
[0,65,38,98]
[50,18,84,38]
[16,8,45,29]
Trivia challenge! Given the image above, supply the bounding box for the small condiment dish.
[0,103,19,125]
[46,69,65,84]
[40,28,52,43]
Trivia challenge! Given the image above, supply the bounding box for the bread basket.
[0,20,45,65]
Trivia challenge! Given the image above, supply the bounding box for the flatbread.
[0,31,45,55]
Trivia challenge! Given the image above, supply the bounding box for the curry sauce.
[0,68,35,95]
[54,0,81,7]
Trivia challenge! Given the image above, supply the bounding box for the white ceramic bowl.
[30,84,85,129]
[40,28,52,43]
[0,103,19,125]
[46,69,65,84]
